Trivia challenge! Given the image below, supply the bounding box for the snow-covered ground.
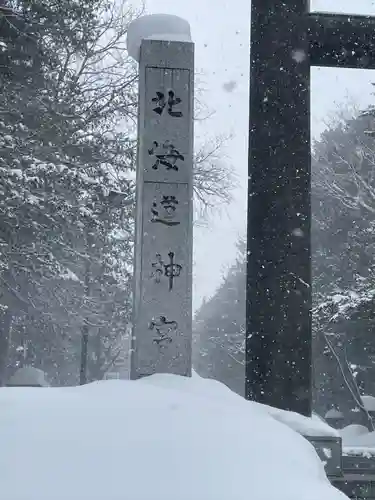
[337,396,375,456]
[340,424,375,457]
[0,373,346,500]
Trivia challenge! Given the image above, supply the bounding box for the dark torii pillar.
[246,1,375,416]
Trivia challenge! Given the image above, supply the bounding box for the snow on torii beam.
[127,15,194,379]
[247,0,375,417]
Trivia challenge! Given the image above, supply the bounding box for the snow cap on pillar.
[127,14,192,62]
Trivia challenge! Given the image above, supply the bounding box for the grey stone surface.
[130,38,194,379]
[306,435,343,478]
[140,39,194,70]
[142,68,192,184]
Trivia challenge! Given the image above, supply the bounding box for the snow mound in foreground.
[0,374,346,500]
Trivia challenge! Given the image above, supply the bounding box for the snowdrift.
[340,425,375,456]
[0,373,346,500]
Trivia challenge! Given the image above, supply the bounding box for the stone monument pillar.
[127,15,194,379]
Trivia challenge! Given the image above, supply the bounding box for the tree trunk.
[0,310,12,386]
[89,329,103,382]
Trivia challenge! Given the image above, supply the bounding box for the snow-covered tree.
[193,237,246,396]
[0,0,136,384]
[311,108,375,418]
[194,100,375,417]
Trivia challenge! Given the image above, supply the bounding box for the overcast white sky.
[137,0,375,310]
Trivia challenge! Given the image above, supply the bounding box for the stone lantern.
[325,408,345,429]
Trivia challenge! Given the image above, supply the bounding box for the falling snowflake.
[222,80,237,93]
[291,49,306,63]
[292,228,304,237]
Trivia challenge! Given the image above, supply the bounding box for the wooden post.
[246,0,311,415]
